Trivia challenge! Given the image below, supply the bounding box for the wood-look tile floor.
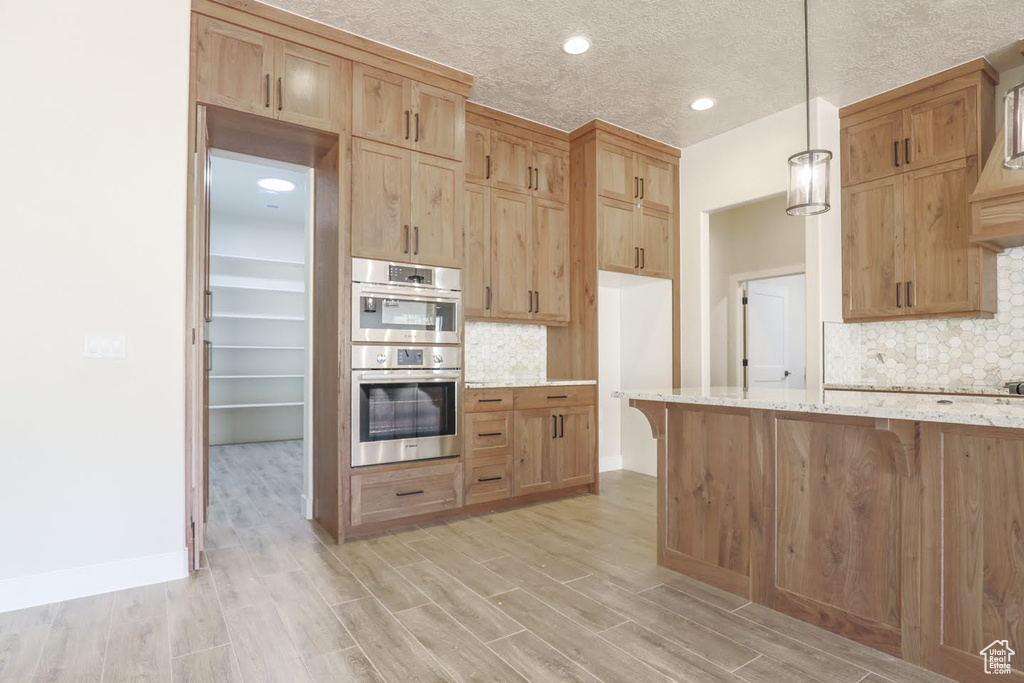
[1,441,954,683]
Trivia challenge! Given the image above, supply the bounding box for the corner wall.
[0,0,192,611]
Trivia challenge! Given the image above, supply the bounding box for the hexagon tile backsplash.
[824,246,1024,389]
[464,322,547,383]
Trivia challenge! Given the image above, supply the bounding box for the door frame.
[184,103,348,570]
[729,265,805,390]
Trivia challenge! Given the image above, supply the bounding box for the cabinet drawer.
[513,385,596,410]
[465,411,513,455]
[467,455,512,504]
[464,388,514,412]
[351,462,462,527]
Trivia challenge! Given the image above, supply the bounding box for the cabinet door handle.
[896,282,902,308]
[641,248,645,269]
[635,176,639,198]
[477,398,504,403]
[640,177,644,199]
[204,340,213,373]
[894,140,900,168]
[477,432,504,438]
[277,77,283,111]
[528,166,533,189]
[404,225,410,253]
[635,247,640,268]
[534,168,539,191]
[205,289,213,323]
[405,111,410,140]
[415,112,420,142]
[906,280,913,307]
[552,415,557,439]
[414,226,419,255]
[485,285,491,310]
[264,74,270,108]
[559,414,565,438]
[534,290,540,314]
[486,155,491,179]
[904,137,910,165]
[477,476,503,483]
[547,395,569,399]
[528,290,533,313]
[396,490,424,497]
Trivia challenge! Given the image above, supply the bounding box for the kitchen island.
[618,387,1024,682]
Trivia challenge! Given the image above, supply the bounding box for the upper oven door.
[352,282,461,344]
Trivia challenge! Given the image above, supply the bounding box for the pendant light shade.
[786,0,833,216]
[1005,82,1024,170]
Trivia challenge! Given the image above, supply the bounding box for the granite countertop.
[613,386,1024,429]
[824,382,1016,397]
[465,379,598,389]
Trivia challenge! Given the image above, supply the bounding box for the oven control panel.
[353,345,461,370]
[397,349,424,366]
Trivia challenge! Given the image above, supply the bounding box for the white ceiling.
[210,153,308,224]
[266,0,1024,148]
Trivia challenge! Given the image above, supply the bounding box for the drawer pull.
[547,395,569,399]
[478,398,504,403]
[477,476,503,483]
[477,432,503,437]
[395,490,424,497]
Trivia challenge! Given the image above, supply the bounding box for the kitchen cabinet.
[352,63,465,161]
[464,124,491,185]
[531,200,570,323]
[513,409,558,496]
[596,197,673,279]
[555,406,595,489]
[596,142,675,214]
[490,189,532,319]
[839,60,997,322]
[464,411,513,504]
[463,184,491,318]
[196,16,344,132]
[490,132,532,194]
[352,138,462,267]
[464,119,569,203]
[532,143,570,203]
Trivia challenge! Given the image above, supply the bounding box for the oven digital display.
[396,349,424,366]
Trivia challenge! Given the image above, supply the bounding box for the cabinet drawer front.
[465,388,514,412]
[514,385,596,410]
[465,412,513,454]
[351,462,462,526]
[467,455,512,504]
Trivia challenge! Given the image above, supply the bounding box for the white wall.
[597,287,623,472]
[678,99,842,391]
[0,0,191,611]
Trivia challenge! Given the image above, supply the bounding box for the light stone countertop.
[465,379,598,389]
[613,386,1024,429]
[824,382,1018,397]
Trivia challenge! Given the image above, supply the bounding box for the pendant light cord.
[804,0,811,152]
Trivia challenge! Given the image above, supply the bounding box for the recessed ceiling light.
[690,97,716,111]
[257,177,295,192]
[562,36,591,55]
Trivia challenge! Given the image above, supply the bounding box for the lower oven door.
[352,370,461,467]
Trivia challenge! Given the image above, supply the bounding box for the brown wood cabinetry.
[839,60,997,322]
[513,409,559,496]
[196,16,344,132]
[466,122,569,203]
[350,462,463,527]
[351,138,462,267]
[352,63,465,161]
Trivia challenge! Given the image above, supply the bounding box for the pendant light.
[786,0,832,216]
[1005,82,1024,170]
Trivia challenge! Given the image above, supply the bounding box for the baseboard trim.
[0,549,188,614]
[599,454,623,472]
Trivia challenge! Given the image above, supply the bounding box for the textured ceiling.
[266,0,1024,148]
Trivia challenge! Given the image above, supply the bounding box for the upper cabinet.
[839,60,997,322]
[195,16,344,133]
[352,64,465,161]
[596,141,675,215]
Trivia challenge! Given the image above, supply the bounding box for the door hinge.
[742,358,749,367]
[192,328,196,344]
[742,296,748,305]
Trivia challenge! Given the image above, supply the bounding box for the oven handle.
[353,371,461,382]
[355,284,462,302]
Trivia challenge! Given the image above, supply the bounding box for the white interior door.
[745,280,790,388]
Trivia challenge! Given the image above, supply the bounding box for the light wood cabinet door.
[842,175,902,320]
[903,158,977,315]
[351,138,411,262]
[597,142,636,202]
[410,152,462,268]
[638,207,673,279]
[490,190,532,319]
[411,82,464,161]
[490,132,531,194]
[597,197,638,274]
[465,124,491,185]
[463,184,491,318]
[274,41,344,132]
[531,199,570,323]
[533,144,569,203]
[513,409,557,496]
[556,407,595,489]
[352,64,411,147]
[904,87,976,171]
[841,112,903,186]
[639,154,674,213]
[195,17,274,116]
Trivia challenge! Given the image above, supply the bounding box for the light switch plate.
[83,334,127,359]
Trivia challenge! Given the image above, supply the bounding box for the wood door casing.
[596,141,636,202]
[531,199,569,323]
[556,407,595,488]
[638,207,672,279]
[411,81,464,161]
[195,16,274,116]
[490,132,531,194]
[465,123,491,185]
[351,138,411,262]
[351,63,410,148]
[410,152,461,268]
[533,143,569,203]
[842,175,902,320]
[274,41,344,132]
[490,189,531,320]
[463,184,491,318]
[840,112,903,186]
[639,154,674,213]
[904,87,976,172]
[597,196,637,274]
[513,409,557,496]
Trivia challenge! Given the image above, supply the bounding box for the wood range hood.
[970,39,1024,250]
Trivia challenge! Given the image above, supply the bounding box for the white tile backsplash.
[464,322,547,383]
[824,246,1024,388]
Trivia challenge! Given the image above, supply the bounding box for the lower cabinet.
[350,462,463,527]
[513,409,559,496]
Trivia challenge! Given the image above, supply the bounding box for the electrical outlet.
[915,344,931,362]
[83,335,127,359]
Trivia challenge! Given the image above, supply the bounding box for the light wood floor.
[0,442,953,683]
